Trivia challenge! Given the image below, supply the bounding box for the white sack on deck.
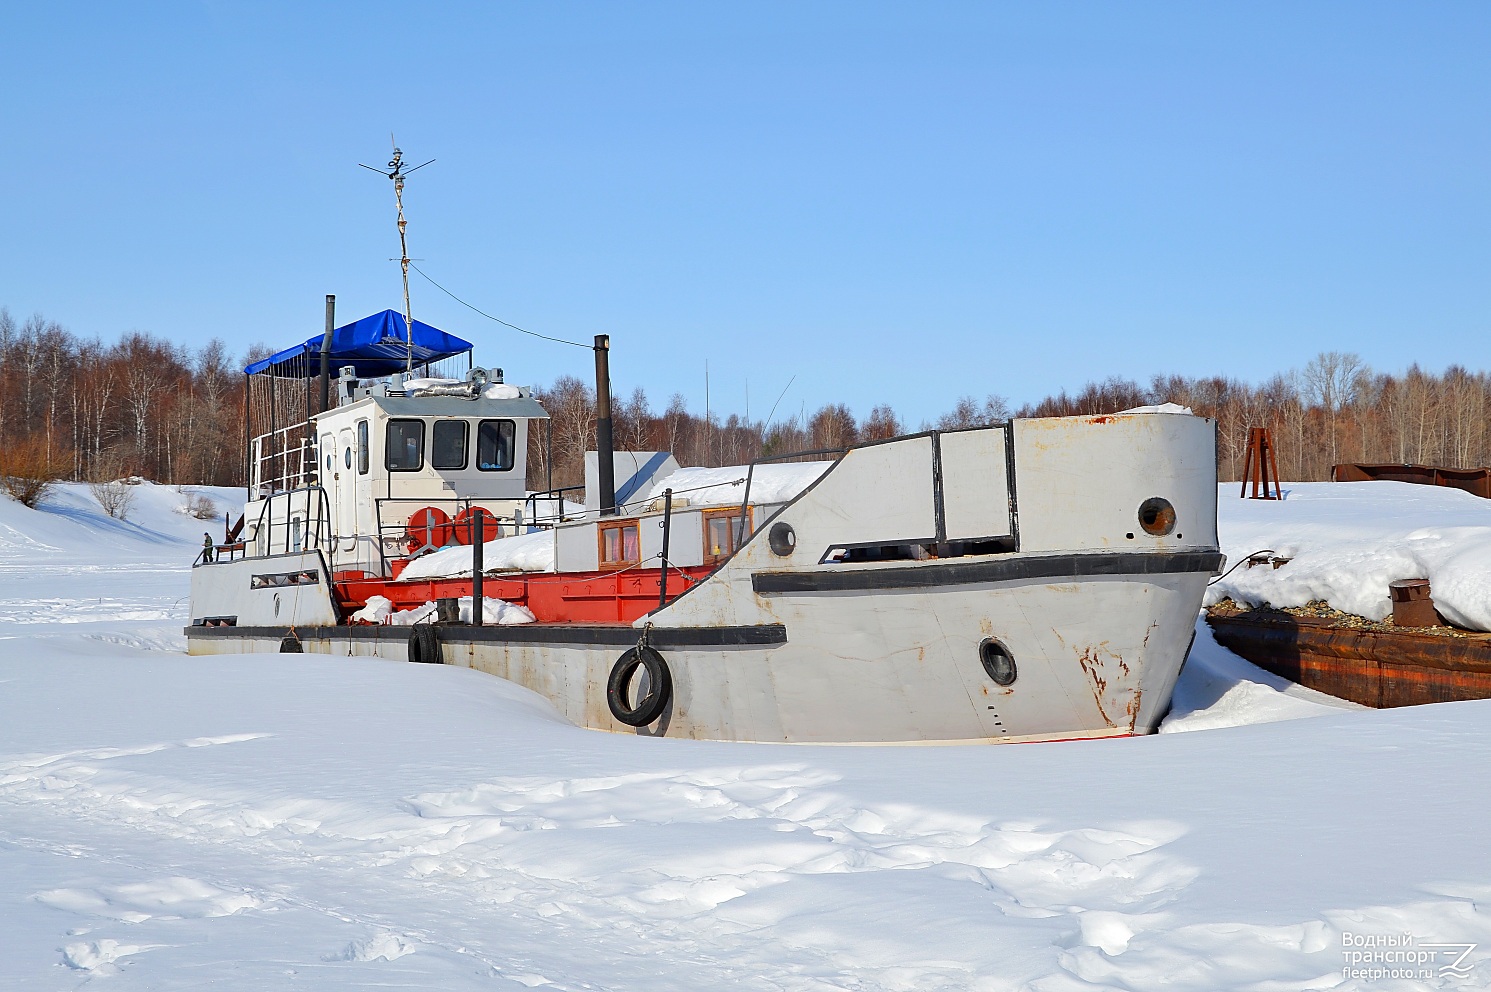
[352,594,534,626]
[397,530,555,582]
[349,595,395,624]
[1206,481,1491,632]
[642,461,833,509]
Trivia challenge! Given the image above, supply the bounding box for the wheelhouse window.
[386,419,424,471]
[702,507,752,564]
[598,519,640,570]
[356,420,369,474]
[432,420,468,470]
[477,419,516,472]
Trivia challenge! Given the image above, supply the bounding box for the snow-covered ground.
[1,481,1488,990]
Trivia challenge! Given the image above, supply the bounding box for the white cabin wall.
[1011,415,1218,553]
[639,507,705,570]
[782,435,937,561]
[555,522,600,572]
[584,452,680,514]
[939,427,1013,541]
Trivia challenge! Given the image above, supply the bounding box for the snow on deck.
[1210,480,1491,630]
[0,479,1488,988]
[396,528,556,581]
[397,463,832,583]
[642,460,834,509]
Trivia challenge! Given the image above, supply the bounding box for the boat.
[187,146,1223,743]
[186,327,1222,742]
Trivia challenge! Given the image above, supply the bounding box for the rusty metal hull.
[1331,462,1491,499]
[1207,613,1491,708]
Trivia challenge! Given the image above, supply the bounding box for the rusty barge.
[1207,600,1491,709]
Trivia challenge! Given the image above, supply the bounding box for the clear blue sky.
[3,2,1487,426]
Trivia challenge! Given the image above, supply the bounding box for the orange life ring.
[451,506,500,546]
[405,506,453,553]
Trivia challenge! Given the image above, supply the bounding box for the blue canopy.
[244,310,473,378]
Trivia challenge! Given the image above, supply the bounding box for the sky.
[2,2,1488,427]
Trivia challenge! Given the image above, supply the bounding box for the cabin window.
[477,419,516,472]
[290,516,303,553]
[321,433,334,474]
[432,420,468,470]
[702,507,753,564]
[356,420,369,474]
[598,519,641,570]
[386,419,424,471]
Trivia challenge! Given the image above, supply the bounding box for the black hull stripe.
[186,622,787,648]
[751,550,1224,594]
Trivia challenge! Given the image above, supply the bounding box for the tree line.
[531,352,1491,490]
[0,310,247,498]
[1,308,1486,499]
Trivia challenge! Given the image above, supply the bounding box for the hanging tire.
[279,634,303,653]
[606,645,672,727]
[408,624,443,664]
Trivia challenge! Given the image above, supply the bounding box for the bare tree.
[1302,351,1368,468]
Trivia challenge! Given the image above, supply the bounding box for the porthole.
[1137,497,1176,537]
[768,522,796,557]
[344,447,352,469]
[980,638,1017,686]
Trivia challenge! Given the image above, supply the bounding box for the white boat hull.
[189,413,1221,745]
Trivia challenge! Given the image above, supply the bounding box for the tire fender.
[408,624,443,664]
[606,645,672,727]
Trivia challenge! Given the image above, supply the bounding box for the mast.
[361,138,434,374]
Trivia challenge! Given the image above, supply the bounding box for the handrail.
[243,486,333,560]
[252,419,318,495]
[372,496,542,576]
[523,484,584,527]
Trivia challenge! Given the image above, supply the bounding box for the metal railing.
[373,496,540,575]
[249,487,333,558]
[523,484,585,528]
[251,421,317,496]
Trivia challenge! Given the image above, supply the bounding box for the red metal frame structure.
[1240,426,1282,500]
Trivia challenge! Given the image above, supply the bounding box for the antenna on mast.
[360,136,435,374]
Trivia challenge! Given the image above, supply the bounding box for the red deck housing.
[336,565,716,626]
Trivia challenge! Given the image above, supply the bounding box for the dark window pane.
[477,420,516,472]
[432,420,468,470]
[386,420,424,471]
[357,421,369,474]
